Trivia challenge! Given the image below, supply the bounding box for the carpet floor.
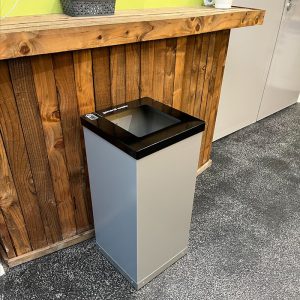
[1,104,299,300]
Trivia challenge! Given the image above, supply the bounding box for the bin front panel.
[137,133,202,282]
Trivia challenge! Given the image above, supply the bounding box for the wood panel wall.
[0,30,230,261]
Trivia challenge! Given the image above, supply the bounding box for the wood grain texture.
[199,33,216,121]
[197,33,216,167]
[74,50,95,115]
[125,43,141,101]
[202,30,230,164]
[0,7,265,60]
[92,47,112,110]
[153,39,166,101]
[199,31,230,166]
[188,35,203,115]
[3,229,95,268]
[173,37,187,110]
[31,55,77,239]
[163,38,177,107]
[0,30,232,262]
[0,60,47,250]
[9,58,62,245]
[0,132,31,256]
[180,36,196,114]
[74,50,95,227]
[52,52,90,233]
[0,210,16,259]
[140,41,155,98]
[194,33,210,118]
[110,45,126,105]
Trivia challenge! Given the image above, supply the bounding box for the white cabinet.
[258,0,300,120]
[214,0,285,140]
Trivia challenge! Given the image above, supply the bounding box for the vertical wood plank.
[31,55,77,239]
[199,33,216,122]
[92,47,112,110]
[52,52,90,233]
[199,31,229,166]
[153,39,166,101]
[110,45,126,105]
[0,210,16,259]
[198,33,216,167]
[188,35,203,116]
[173,37,187,110]
[193,33,210,118]
[9,58,62,244]
[0,60,47,250]
[140,41,155,98]
[163,38,177,107]
[180,36,196,114]
[202,30,230,164]
[125,43,141,101]
[73,49,95,114]
[73,49,95,227]
[0,132,31,255]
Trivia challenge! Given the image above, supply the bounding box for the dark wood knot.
[52,110,61,120]
[19,43,30,55]
[54,139,65,149]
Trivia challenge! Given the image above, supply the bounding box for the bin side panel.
[137,133,202,283]
[83,128,137,281]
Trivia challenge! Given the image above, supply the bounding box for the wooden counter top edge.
[0,7,265,60]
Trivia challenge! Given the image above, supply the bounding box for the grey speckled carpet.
[1,104,299,300]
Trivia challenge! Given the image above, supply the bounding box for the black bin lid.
[80,97,205,159]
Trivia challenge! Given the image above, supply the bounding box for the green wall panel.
[1,0,203,18]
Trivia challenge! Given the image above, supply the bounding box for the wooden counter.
[0,7,264,60]
[0,6,265,266]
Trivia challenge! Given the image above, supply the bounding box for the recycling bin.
[81,97,205,289]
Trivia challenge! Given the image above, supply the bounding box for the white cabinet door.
[214,0,285,140]
[257,0,300,120]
